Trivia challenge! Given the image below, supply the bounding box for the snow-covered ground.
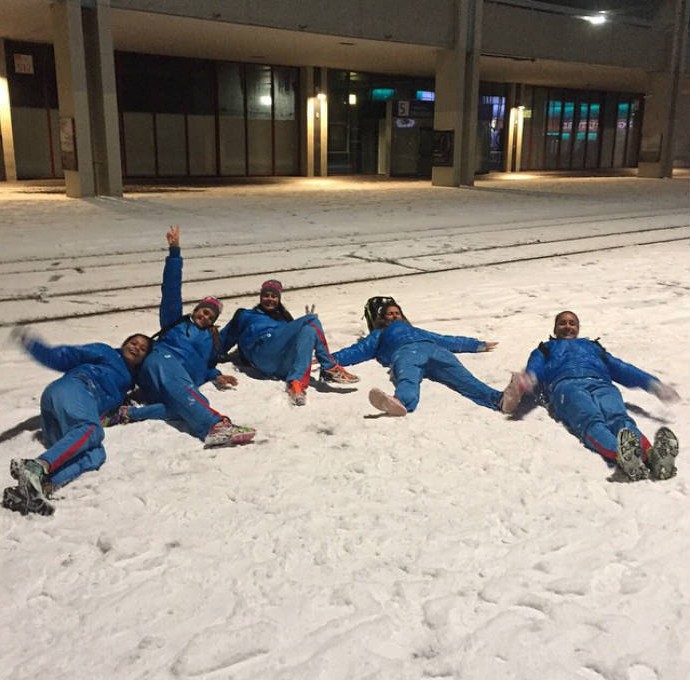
[0,174,688,680]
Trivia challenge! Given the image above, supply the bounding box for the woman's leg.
[390,344,430,411]
[251,315,335,384]
[137,351,223,440]
[38,376,107,488]
[426,346,503,411]
[550,379,641,462]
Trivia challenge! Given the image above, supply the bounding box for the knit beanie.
[194,296,223,319]
[260,279,283,297]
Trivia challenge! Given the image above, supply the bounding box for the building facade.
[1,0,688,196]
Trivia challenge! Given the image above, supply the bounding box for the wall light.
[259,95,272,106]
[317,92,327,101]
[580,11,607,25]
[348,93,357,105]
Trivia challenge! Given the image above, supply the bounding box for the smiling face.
[259,289,281,312]
[553,311,580,339]
[192,306,218,329]
[121,334,151,367]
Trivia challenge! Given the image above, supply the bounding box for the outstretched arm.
[332,330,382,367]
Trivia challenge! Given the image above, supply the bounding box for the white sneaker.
[368,388,407,417]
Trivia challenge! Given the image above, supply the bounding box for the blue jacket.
[24,339,135,415]
[333,320,484,368]
[154,246,220,386]
[220,307,304,356]
[526,337,657,399]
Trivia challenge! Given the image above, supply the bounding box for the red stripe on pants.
[51,425,97,471]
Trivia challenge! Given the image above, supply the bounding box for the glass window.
[246,64,273,120]
[273,66,297,121]
[218,62,244,116]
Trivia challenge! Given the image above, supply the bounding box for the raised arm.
[159,225,183,327]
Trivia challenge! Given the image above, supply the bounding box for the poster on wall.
[59,117,78,171]
[13,54,34,75]
[432,130,454,167]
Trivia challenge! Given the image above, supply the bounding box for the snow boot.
[2,484,54,516]
[616,429,649,481]
[647,427,679,480]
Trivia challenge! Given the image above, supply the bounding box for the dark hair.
[121,333,154,356]
[375,302,409,329]
[553,311,579,337]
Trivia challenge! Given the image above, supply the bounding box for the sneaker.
[616,429,649,481]
[368,388,407,417]
[2,484,54,516]
[647,427,679,480]
[8,459,55,513]
[204,420,256,448]
[287,380,307,406]
[500,371,535,414]
[101,405,130,427]
[321,365,360,384]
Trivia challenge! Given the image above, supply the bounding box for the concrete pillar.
[51,0,122,197]
[318,67,328,177]
[432,0,483,187]
[300,66,315,176]
[638,0,690,177]
[300,66,328,177]
[82,0,122,195]
[0,40,18,181]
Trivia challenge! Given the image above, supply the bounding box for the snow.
[0,174,688,680]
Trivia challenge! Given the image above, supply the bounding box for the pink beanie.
[260,279,283,297]
[194,296,223,318]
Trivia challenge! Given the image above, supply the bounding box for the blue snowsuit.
[129,246,224,440]
[220,308,337,385]
[526,337,658,461]
[24,339,136,489]
[333,321,502,412]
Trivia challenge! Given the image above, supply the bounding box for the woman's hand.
[649,380,680,403]
[481,341,498,352]
[166,225,180,248]
[214,374,238,390]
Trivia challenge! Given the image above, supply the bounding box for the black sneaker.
[9,458,54,510]
[2,485,55,516]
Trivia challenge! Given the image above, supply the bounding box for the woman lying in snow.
[219,279,358,406]
[516,310,680,481]
[331,300,529,417]
[3,329,151,515]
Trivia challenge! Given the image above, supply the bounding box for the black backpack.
[364,296,398,332]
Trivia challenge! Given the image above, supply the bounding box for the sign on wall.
[432,130,454,167]
[13,54,34,75]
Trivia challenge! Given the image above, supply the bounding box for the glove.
[213,374,238,391]
[9,326,32,349]
[649,381,680,404]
